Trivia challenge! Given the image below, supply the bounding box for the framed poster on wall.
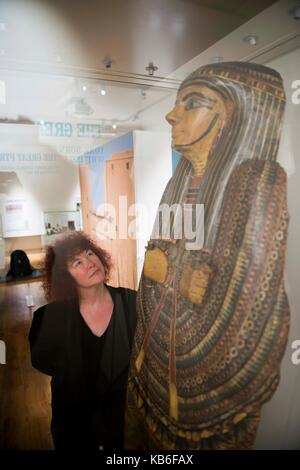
[4,199,29,234]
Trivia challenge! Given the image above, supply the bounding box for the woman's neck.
[78,283,108,307]
[78,283,114,336]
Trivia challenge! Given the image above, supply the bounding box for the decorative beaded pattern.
[126,62,290,450]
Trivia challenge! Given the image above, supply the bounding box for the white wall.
[138,91,176,132]
[4,235,42,255]
[0,124,81,242]
[133,130,172,281]
[254,47,300,450]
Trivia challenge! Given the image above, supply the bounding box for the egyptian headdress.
[126,62,290,450]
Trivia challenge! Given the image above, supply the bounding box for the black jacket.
[29,286,137,412]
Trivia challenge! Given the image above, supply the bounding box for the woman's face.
[166,84,226,157]
[67,249,105,289]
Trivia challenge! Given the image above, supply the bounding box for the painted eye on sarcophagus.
[185,99,209,111]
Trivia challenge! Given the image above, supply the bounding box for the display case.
[42,210,82,247]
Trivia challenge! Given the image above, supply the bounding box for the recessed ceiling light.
[100,88,106,96]
[82,85,87,91]
[243,35,258,46]
[112,123,117,129]
[102,55,114,69]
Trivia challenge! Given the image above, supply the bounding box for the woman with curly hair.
[29,231,137,450]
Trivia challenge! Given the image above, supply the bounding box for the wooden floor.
[0,280,54,449]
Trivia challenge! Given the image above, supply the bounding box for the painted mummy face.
[166,85,227,160]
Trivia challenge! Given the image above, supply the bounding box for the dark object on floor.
[0,269,44,283]
[7,249,33,278]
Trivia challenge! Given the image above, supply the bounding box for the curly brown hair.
[43,231,112,303]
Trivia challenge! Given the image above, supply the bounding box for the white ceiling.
[0,0,299,138]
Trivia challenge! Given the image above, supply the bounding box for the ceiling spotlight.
[112,123,117,130]
[74,98,94,116]
[39,120,45,126]
[146,62,158,76]
[102,55,114,69]
[100,88,106,96]
[289,6,300,19]
[243,35,258,46]
[82,84,87,91]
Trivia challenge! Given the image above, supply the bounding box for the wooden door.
[78,164,92,234]
[105,151,137,289]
